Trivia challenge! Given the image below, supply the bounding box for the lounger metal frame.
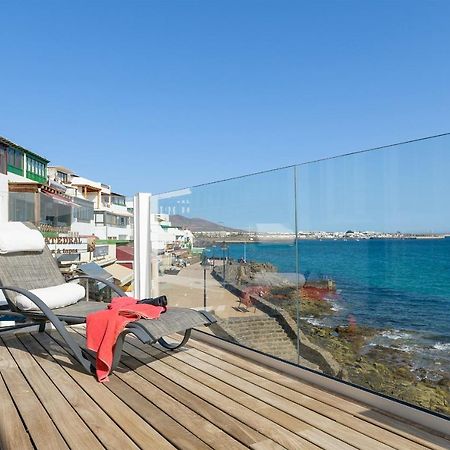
[0,275,213,375]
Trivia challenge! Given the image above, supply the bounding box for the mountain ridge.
[169,215,241,232]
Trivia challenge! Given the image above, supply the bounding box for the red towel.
[86,297,164,382]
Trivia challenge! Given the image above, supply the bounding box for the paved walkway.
[158,263,263,319]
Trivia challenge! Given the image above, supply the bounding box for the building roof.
[71,176,102,191]
[48,165,76,175]
[103,262,133,286]
[0,136,50,163]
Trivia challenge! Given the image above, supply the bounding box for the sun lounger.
[0,222,216,376]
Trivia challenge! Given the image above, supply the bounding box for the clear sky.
[1,0,449,198]
[155,134,450,233]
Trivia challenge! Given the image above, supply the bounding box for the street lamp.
[211,246,216,268]
[221,241,228,283]
[202,259,211,309]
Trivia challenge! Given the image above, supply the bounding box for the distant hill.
[169,215,241,232]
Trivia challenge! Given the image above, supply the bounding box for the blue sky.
[155,134,450,233]
[1,0,449,202]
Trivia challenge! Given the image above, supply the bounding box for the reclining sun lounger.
[0,222,216,376]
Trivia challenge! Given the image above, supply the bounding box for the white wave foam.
[325,298,343,312]
[433,342,450,351]
[380,330,411,340]
[398,345,415,353]
[330,304,343,312]
[304,316,325,327]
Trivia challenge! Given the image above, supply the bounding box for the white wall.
[94,224,133,240]
[85,191,100,207]
[0,176,9,304]
[71,220,96,236]
[109,203,129,215]
[0,174,8,223]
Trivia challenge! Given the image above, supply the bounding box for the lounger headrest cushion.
[13,283,86,311]
[0,222,46,254]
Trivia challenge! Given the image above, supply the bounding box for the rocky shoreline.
[215,260,449,416]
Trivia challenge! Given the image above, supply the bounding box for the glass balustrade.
[151,134,450,417]
[296,135,450,416]
[151,168,301,361]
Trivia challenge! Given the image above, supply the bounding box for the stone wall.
[212,269,342,377]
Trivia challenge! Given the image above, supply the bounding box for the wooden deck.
[0,328,449,450]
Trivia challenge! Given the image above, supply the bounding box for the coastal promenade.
[1,327,449,450]
[159,262,264,318]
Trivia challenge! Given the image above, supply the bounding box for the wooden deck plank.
[118,337,322,450]
[107,374,212,450]
[103,339,269,448]
[127,338,361,450]
[1,327,447,450]
[162,346,394,450]
[32,331,175,450]
[2,334,104,450]
[69,328,245,450]
[0,373,33,450]
[0,336,69,450]
[187,342,429,450]
[111,371,247,450]
[189,339,450,450]
[18,333,139,450]
[56,328,205,449]
[249,440,287,450]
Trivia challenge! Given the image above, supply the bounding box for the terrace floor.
[0,327,449,450]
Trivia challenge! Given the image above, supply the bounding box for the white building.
[0,173,7,222]
[47,166,133,241]
[152,213,193,253]
[94,184,133,241]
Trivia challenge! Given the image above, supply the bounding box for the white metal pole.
[133,193,152,299]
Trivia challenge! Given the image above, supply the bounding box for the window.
[57,171,68,183]
[40,193,71,228]
[95,212,104,224]
[111,195,126,206]
[73,198,94,223]
[9,192,35,222]
[26,157,46,178]
[102,212,129,227]
[7,147,23,169]
[0,145,6,174]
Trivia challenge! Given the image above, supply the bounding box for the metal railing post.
[133,193,153,299]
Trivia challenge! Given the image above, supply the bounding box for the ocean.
[206,239,450,376]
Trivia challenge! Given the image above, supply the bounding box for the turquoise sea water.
[207,239,450,375]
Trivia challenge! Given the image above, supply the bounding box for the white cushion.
[14,283,85,311]
[0,222,45,254]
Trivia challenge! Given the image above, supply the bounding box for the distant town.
[192,229,450,244]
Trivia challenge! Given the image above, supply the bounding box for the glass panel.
[147,134,450,417]
[0,189,8,223]
[0,146,6,174]
[152,168,301,362]
[9,192,36,222]
[16,149,23,169]
[297,135,450,416]
[73,197,94,223]
[40,192,72,228]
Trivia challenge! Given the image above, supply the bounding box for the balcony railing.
[147,133,450,419]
